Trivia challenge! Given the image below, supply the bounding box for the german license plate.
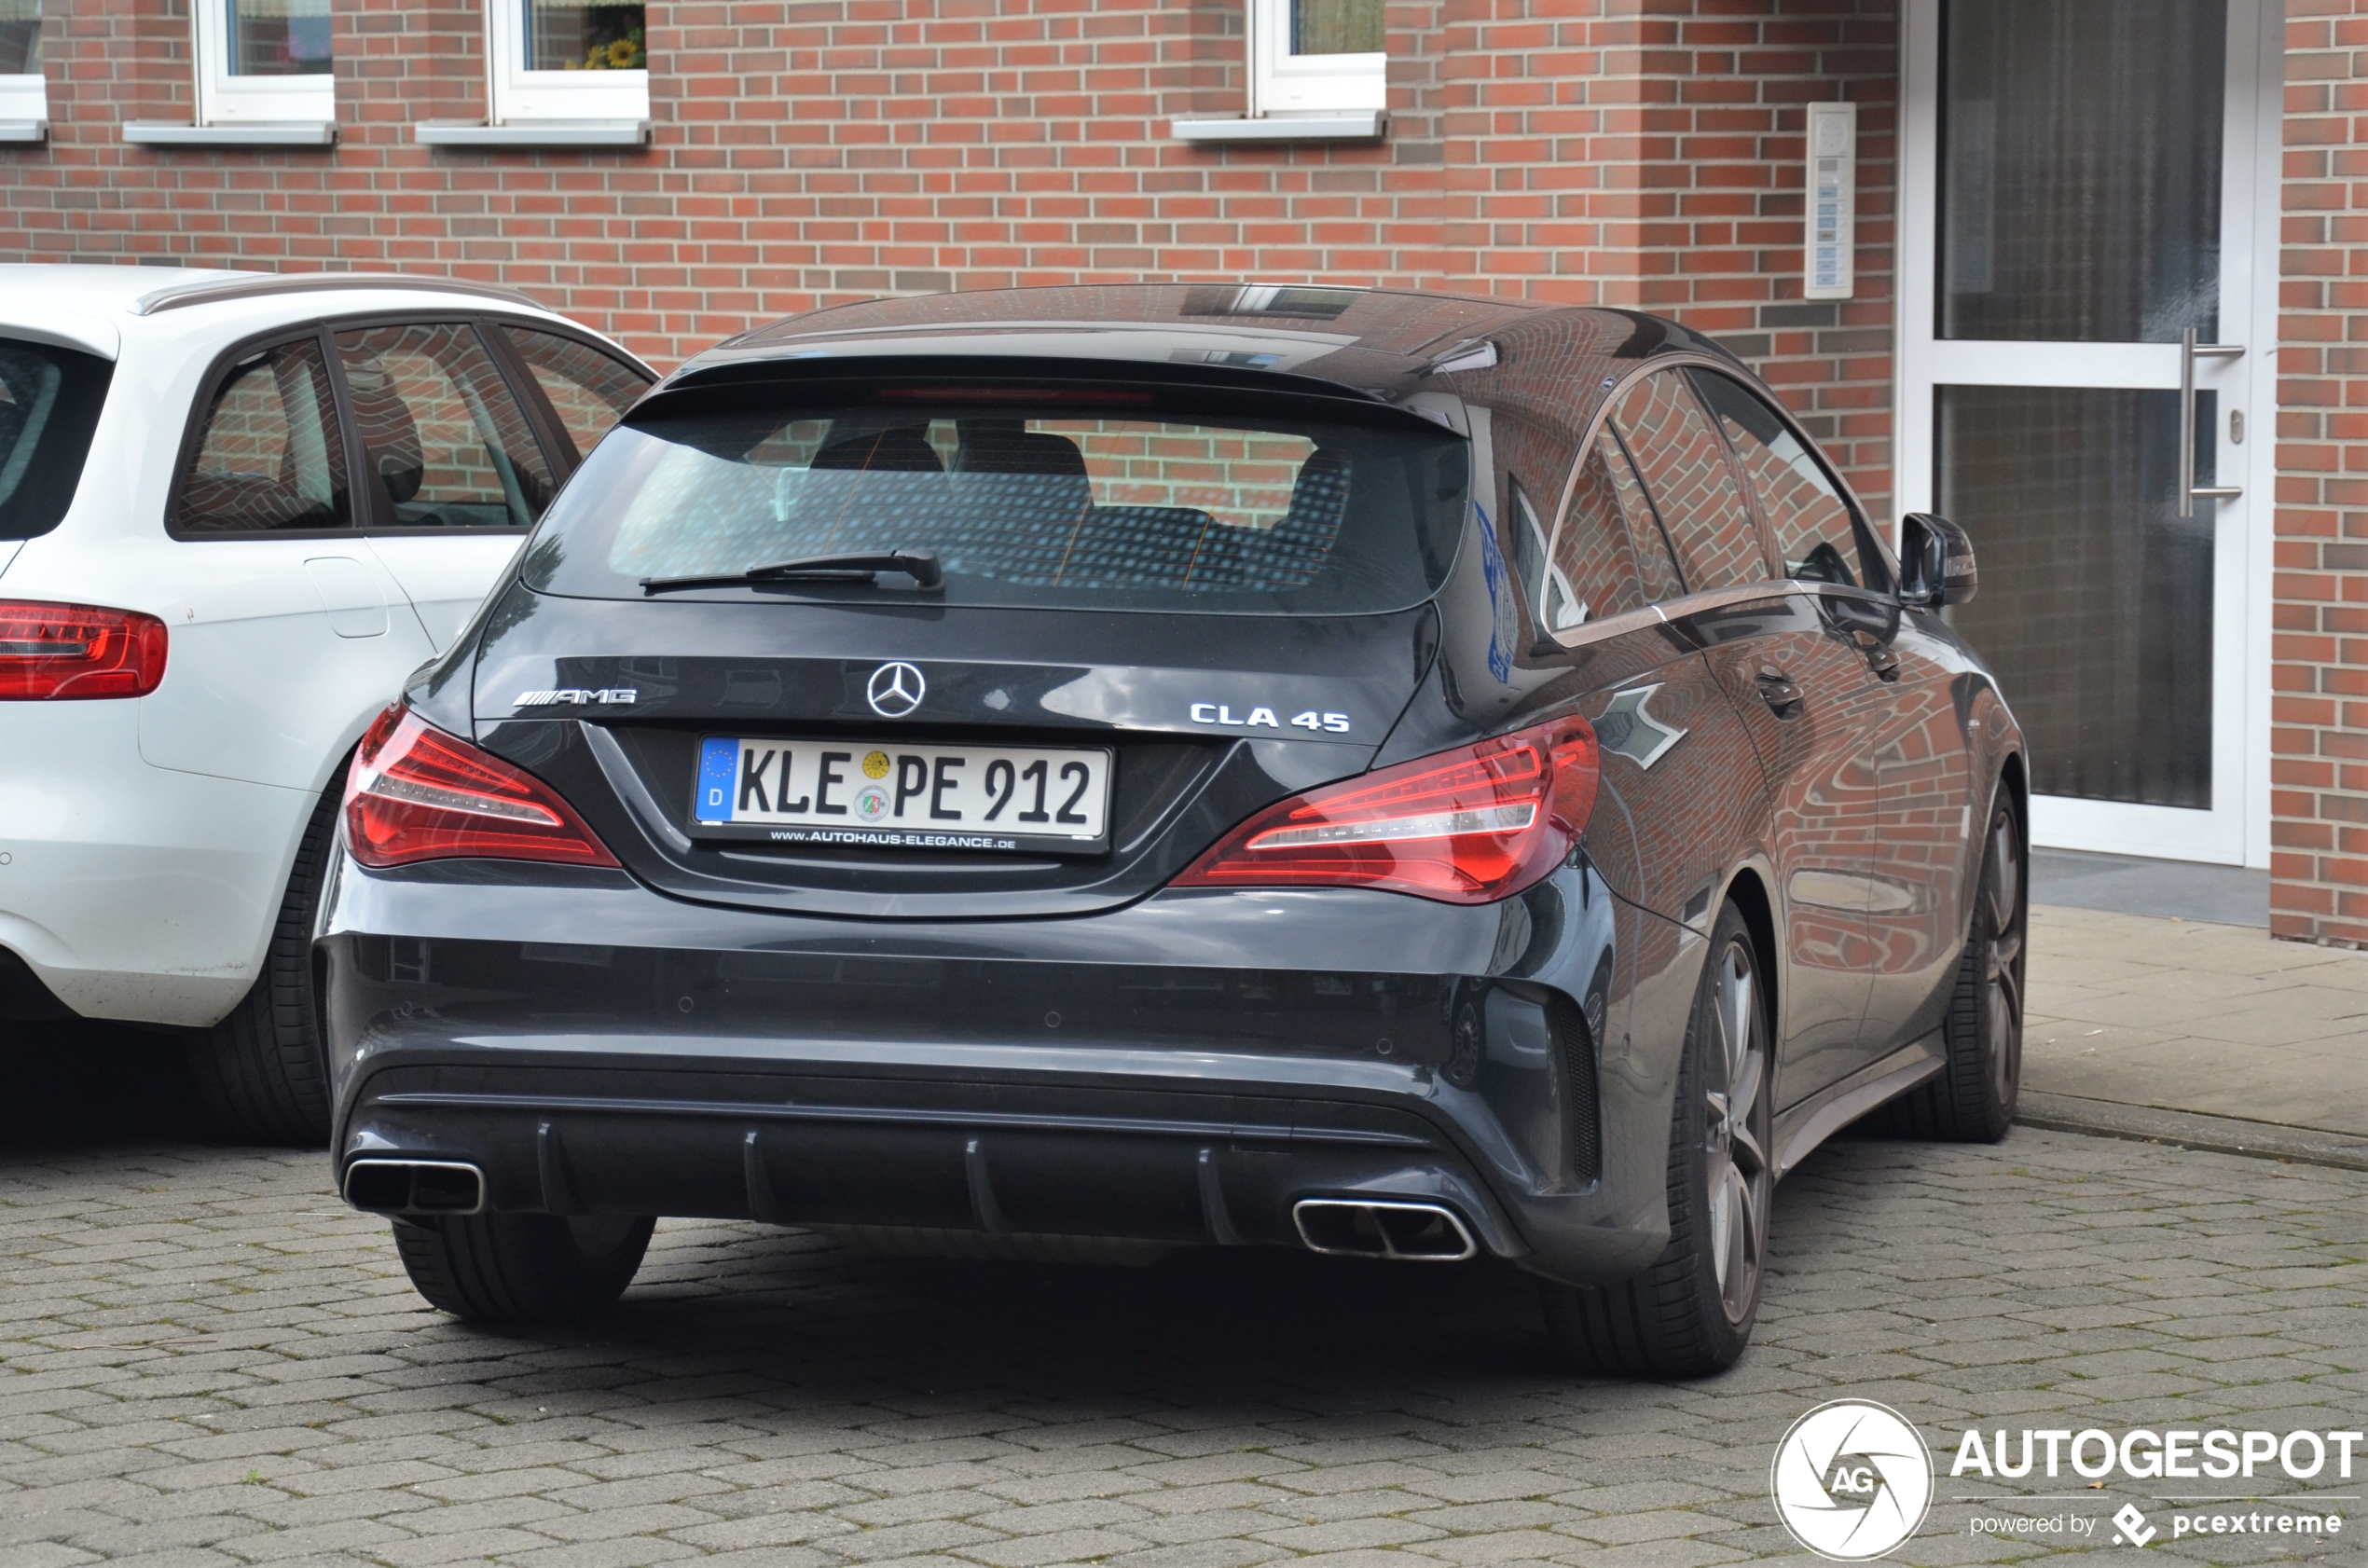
[692,736,1113,854]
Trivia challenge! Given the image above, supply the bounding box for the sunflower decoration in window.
[530,0,646,72]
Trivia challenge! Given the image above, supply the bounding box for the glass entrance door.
[1895,0,2278,865]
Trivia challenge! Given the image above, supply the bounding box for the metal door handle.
[1838,627,1902,681]
[2179,327,2244,518]
[1755,667,1803,716]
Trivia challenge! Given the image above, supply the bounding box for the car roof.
[0,265,606,364]
[662,283,1736,411]
[0,263,240,312]
[0,264,547,315]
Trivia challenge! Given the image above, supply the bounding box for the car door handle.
[1838,625,1894,677]
[1755,667,1804,716]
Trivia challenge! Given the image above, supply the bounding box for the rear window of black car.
[521,382,1471,615]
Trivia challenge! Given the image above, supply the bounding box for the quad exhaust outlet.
[344,1159,488,1217]
[1292,1199,1478,1261]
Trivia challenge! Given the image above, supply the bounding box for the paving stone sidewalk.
[2024,906,2368,1139]
[3,1126,2362,1567]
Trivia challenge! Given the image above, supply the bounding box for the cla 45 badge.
[1190,703,1350,733]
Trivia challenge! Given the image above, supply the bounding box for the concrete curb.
[2017,1091,2368,1174]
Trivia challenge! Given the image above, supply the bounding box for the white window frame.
[192,0,336,126]
[1250,0,1384,117]
[0,0,46,135]
[488,0,648,125]
[0,72,45,136]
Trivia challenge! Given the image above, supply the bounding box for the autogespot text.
[1951,1427,2363,1480]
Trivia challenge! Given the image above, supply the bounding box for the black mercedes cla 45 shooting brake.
[322,285,2026,1378]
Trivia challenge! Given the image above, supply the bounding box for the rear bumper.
[319,854,1675,1285]
[0,702,310,1026]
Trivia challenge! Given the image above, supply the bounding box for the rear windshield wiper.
[640,548,943,595]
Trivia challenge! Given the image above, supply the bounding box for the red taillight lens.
[342,704,620,869]
[0,600,169,699]
[1174,717,1600,904]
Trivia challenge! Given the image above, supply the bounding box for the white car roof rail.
[132,270,548,317]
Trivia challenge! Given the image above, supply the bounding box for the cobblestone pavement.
[2,1116,2364,1568]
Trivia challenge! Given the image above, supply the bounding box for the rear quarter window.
[523,381,1471,616]
[0,339,114,542]
[172,337,352,535]
[1537,437,1661,629]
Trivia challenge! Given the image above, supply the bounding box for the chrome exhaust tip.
[1292,1199,1478,1261]
[344,1159,488,1217]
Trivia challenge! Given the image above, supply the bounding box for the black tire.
[1874,789,2025,1143]
[1541,902,1772,1379]
[186,780,340,1147]
[392,1212,655,1323]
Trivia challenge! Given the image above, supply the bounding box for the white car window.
[501,325,649,463]
[173,336,351,535]
[0,337,113,542]
[336,322,555,530]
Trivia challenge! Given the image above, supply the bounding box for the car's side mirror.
[1899,512,1977,608]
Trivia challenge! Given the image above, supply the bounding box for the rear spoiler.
[634,354,1459,436]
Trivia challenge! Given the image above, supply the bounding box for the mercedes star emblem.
[866,661,926,718]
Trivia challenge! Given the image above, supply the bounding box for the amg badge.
[514,687,639,707]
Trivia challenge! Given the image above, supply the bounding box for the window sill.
[0,118,46,144]
[124,120,338,147]
[416,120,652,147]
[1170,112,1385,144]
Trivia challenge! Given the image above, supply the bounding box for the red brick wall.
[2275,0,2368,946]
[1572,0,1899,516]
[2,0,1898,507]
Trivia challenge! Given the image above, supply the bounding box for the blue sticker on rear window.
[1476,502,1512,682]
[695,737,737,822]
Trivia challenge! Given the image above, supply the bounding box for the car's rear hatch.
[469,362,1471,919]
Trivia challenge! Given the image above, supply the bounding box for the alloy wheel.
[1983,807,2026,1109]
[1702,938,1770,1326]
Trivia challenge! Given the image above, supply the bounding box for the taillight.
[1174,717,1600,904]
[342,704,619,869]
[0,600,169,699]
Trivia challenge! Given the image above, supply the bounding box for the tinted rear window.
[0,339,114,542]
[522,383,1470,615]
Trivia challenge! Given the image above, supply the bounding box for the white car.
[0,266,654,1141]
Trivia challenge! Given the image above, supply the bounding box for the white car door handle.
[304,556,389,639]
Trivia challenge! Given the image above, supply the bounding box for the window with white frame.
[488,0,649,124]
[194,0,336,125]
[1252,0,1384,116]
[0,0,50,131]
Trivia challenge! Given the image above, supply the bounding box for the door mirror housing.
[1899,513,1978,607]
